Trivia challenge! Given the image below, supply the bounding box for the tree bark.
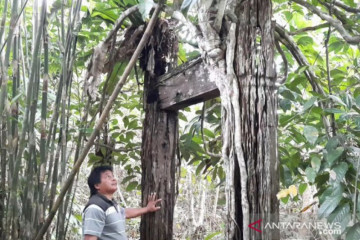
[140,20,178,240]
[197,0,279,239]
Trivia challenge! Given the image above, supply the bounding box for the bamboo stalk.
[0,110,6,240]
[1,2,14,236]
[33,0,38,50]
[39,4,49,228]
[0,0,18,137]
[56,2,83,236]
[9,31,20,164]
[61,0,65,44]
[33,4,162,239]
[19,25,28,94]
[22,0,44,236]
[49,143,61,212]
[0,0,8,46]
[60,98,90,239]
[2,1,20,238]
[43,130,57,212]
[63,173,80,238]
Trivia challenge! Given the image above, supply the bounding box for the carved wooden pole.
[140,20,178,240]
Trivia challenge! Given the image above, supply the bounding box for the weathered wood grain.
[157,58,219,110]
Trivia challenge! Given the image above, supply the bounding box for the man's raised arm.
[125,193,162,219]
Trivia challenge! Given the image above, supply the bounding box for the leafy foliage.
[273,0,360,237]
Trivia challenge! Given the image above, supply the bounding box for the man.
[82,166,161,240]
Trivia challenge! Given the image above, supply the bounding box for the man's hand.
[125,193,162,219]
[146,192,162,212]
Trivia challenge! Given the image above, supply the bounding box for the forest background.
[0,0,359,239]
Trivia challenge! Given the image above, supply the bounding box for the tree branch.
[318,0,349,27]
[275,24,325,95]
[325,26,336,136]
[96,142,140,153]
[333,0,360,13]
[275,24,333,137]
[275,39,288,85]
[164,6,202,38]
[104,5,139,44]
[33,4,162,240]
[289,23,330,35]
[292,0,360,45]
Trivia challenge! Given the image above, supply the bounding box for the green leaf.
[10,93,23,103]
[91,6,118,23]
[204,231,222,240]
[318,186,343,218]
[296,65,309,74]
[280,165,292,187]
[212,167,218,182]
[280,89,296,101]
[123,116,129,128]
[128,120,138,129]
[106,62,126,95]
[324,108,346,114]
[281,195,290,204]
[302,97,317,112]
[329,95,347,107]
[333,162,348,182]
[311,0,318,6]
[297,36,314,46]
[305,167,316,183]
[326,137,340,151]
[315,172,329,189]
[328,203,350,234]
[284,11,293,21]
[325,147,344,166]
[303,125,318,145]
[138,0,154,20]
[178,43,187,63]
[74,213,82,222]
[311,156,321,172]
[343,93,353,110]
[355,96,360,108]
[87,153,103,166]
[203,128,215,138]
[346,223,360,240]
[126,181,138,191]
[178,112,187,121]
[299,183,307,195]
[328,41,344,53]
[196,160,206,175]
[279,99,292,112]
[121,175,136,184]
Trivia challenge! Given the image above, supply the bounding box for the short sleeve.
[120,207,126,220]
[83,205,106,237]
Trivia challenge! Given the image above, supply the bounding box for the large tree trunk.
[198,0,279,239]
[140,20,178,240]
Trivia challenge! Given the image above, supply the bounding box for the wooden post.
[140,20,178,240]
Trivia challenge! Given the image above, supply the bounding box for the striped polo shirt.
[82,193,127,240]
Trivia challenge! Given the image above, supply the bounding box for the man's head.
[87,166,117,196]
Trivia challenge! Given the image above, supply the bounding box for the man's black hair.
[87,165,113,196]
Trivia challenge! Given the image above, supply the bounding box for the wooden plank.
[157,58,220,110]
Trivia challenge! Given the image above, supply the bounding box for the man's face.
[95,170,118,195]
